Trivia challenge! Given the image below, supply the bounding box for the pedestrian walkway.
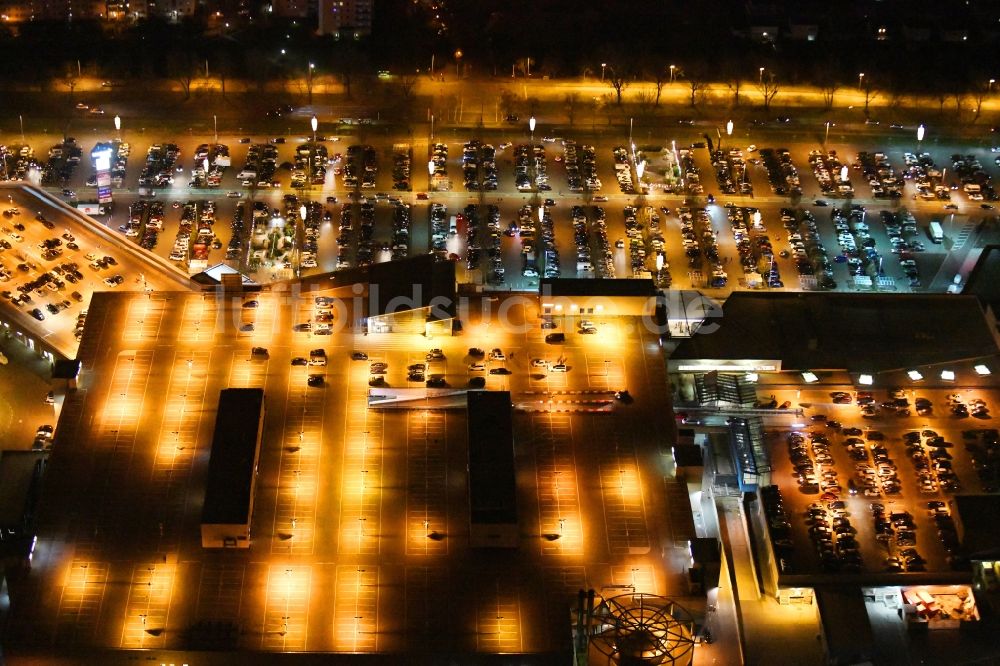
[716,499,824,666]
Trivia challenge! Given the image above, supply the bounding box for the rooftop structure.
[669,292,998,377]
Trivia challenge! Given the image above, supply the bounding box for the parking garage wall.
[0,318,59,364]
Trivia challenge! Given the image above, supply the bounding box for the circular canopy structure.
[591,593,696,666]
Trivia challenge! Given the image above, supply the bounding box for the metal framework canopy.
[591,593,696,666]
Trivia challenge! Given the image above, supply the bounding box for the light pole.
[454,49,463,79]
[213,114,218,144]
[824,120,831,146]
[601,63,607,82]
[311,115,318,143]
[991,79,996,93]
[19,114,24,144]
[430,53,435,79]
[114,114,121,141]
[725,119,733,151]
[759,67,765,83]
[428,159,435,192]
[858,72,865,89]
[917,124,925,153]
[296,204,307,277]
[529,115,536,144]
[307,62,315,105]
[669,64,676,83]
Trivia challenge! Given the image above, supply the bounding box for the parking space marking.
[592,420,650,555]
[542,565,589,597]
[180,297,216,342]
[533,413,583,555]
[586,354,625,391]
[271,367,324,555]
[228,352,269,388]
[404,566,449,647]
[194,562,245,623]
[119,561,174,649]
[475,580,523,653]
[121,297,165,342]
[247,298,277,342]
[98,350,153,434]
[339,384,383,555]
[333,565,379,652]
[609,564,658,595]
[261,565,311,651]
[54,560,108,646]
[148,350,212,552]
[405,411,449,555]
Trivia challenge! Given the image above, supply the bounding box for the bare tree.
[757,71,779,111]
[970,83,990,122]
[606,66,629,106]
[649,66,669,107]
[563,92,581,126]
[821,82,839,111]
[397,75,418,102]
[169,52,194,100]
[861,79,878,116]
[635,90,656,112]
[729,77,743,107]
[683,67,709,107]
[499,89,518,118]
[61,70,79,104]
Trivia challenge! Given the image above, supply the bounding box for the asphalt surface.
[6,289,700,660]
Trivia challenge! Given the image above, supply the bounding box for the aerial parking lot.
[764,385,998,579]
[7,288,692,657]
[2,123,994,296]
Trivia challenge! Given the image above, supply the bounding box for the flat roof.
[201,389,265,525]
[815,586,875,664]
[318,254,457,319]
[0,451,46,527]
[953,494,1000,558]
[539,277,658,299]
[963,245,1000,316]
[467,391,517,525]
[670,292,997,372]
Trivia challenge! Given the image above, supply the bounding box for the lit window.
[801,371,818,383]
[858,374,873,385]
[975,364,991,376]
[907,370,923,381]
[941,370,956,381]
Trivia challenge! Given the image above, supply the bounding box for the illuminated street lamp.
[990,79,996,93]
[601,62,607,82]
[529,115,536,143]
[427,159,435,191]
[759,67,765,83]
[114,114,121,140]
[669,64,676,83]
[311,115,318,143]
[858,72,865,88]
[917,124,925,152]
[307,62,315,105]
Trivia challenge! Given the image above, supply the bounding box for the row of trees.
[591,54,996,121]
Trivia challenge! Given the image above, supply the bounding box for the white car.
[531,358,548,368]
[226,191,242,198]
